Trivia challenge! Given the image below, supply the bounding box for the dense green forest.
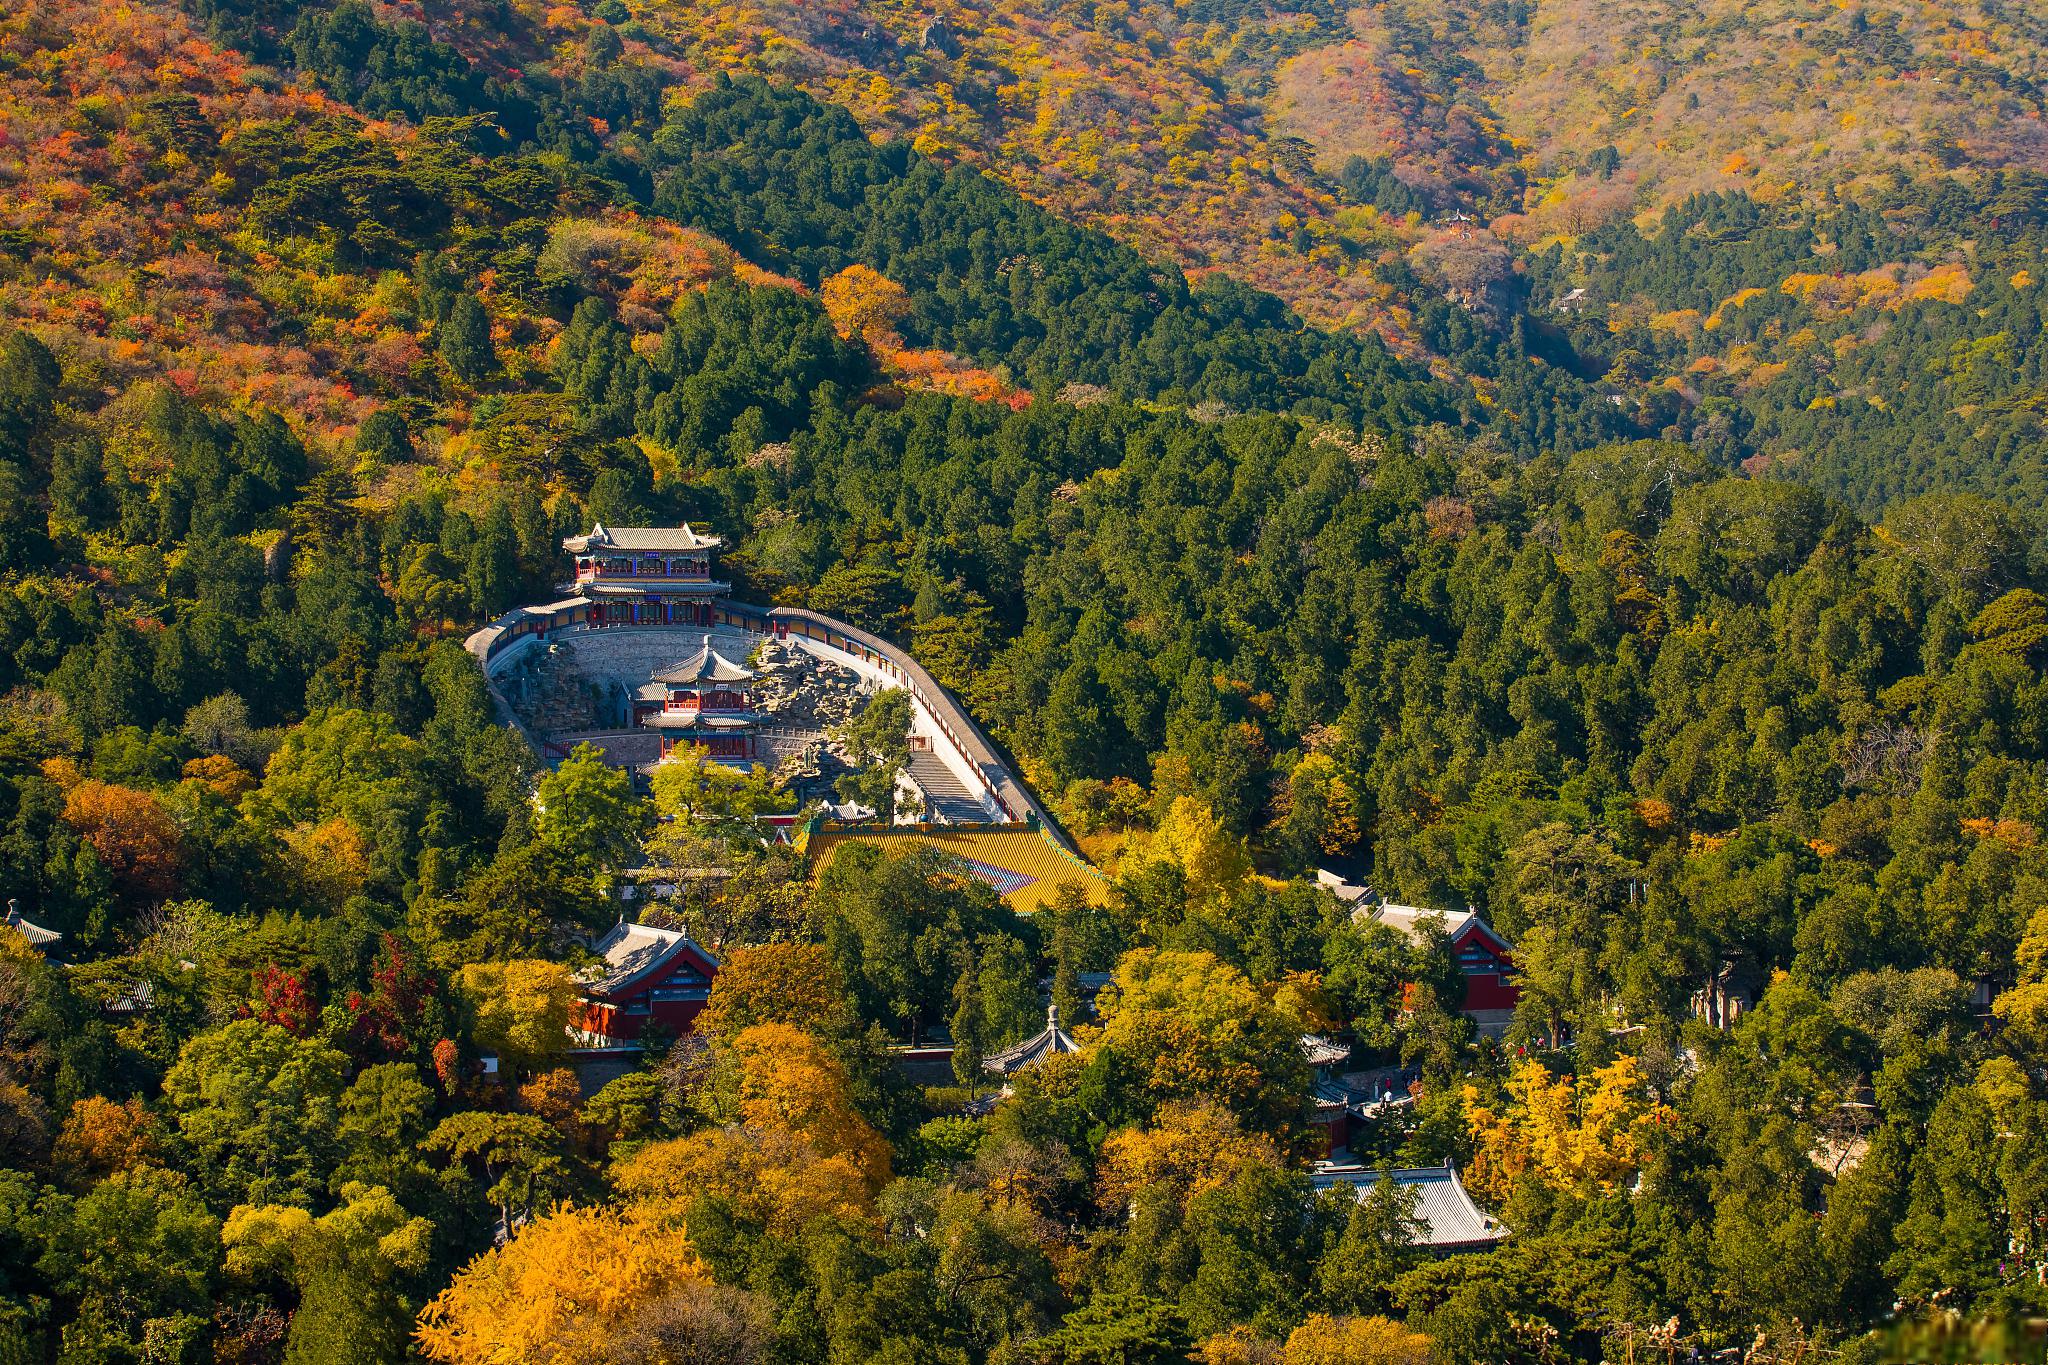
[8,0,2048,1360]
[1525,182,2048,510]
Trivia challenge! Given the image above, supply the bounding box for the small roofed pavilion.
[4,899,60,955]
[982,1001,1080,1076]
[637,635,765,762]
[1301,1034,1354,1157]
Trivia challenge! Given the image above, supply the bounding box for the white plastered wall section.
[784,635,1006,822]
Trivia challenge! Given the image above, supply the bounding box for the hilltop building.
[562,523,729,628]
[466,523,1102,911]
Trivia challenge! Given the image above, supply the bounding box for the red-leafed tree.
[431,1038,464,1096]
[343,933,440,1063]
[250,965,319,1037]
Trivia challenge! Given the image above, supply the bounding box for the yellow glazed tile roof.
[808,827,1110,914]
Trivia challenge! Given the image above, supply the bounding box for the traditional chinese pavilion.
[3,899,59,956]
[562,523,729,627]
[636,635,765,762]
[1302,1034,1354,1157]
[571,921,719,1044]
[982,1001,1080,1077]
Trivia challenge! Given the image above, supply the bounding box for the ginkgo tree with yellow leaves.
[1462,1055,1678,1208]
[1993,902,2048,1058]
[415,1204,708,1365]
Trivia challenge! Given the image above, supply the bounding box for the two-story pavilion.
[562,523,730,627]
[636,635,764,762]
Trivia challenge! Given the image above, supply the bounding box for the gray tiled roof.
[1311,1163,1506,1250]
[581,921,715,999]
[983,1003,1080,1075]
[564,523,722,553]
[651,638,755,685]
[4,903,59,949]
[1301,1034,1351,1067]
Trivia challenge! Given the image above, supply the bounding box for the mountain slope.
[1269,0,2048,229]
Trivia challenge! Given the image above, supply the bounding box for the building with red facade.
[1371,903,1520,1035]
[562,523,729,627]
[635,636,764,763]
[1316,873,1520,1036]
[571,921,719,1044]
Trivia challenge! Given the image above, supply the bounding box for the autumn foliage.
[721,1023,892,1187]
[53,1095,161,1184]
[1097,1101,1283,1213]
[694,942,846,1038]
[613,1124,879,1237]
[61,781,182,899]
[819,264,1027,409]
[1463,1056,1678,1206]
[249,965,320,1037]
[415,1204,705,1364]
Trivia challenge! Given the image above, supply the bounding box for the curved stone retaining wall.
[465,598,1076,853]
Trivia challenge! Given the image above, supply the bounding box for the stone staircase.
[906,752,993,823]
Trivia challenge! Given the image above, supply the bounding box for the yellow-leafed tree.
[695,943,848,1039]
[455,960,576,1078]
[818,263,912,348]
[1464,1055,1676,1206]
[721,1022,892,1186]
[1281,1313,1433,1365]
[1097,1100,1283,1213]
[611,1021,891,1236]
[416,1205,703,1364]
[228,1183,433,1364]
[1994,903,2048,1057]
[1095,949,1308,1130]
[1141,796,1252,902]
[613,1124,878,1236]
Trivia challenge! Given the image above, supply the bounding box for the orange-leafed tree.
[53,1094,162,1185]
[61,780,183,899]
[717,1023,892,1186]
[519,1068,586,1134]
[415,1205,705,1364]
[180,753,254,800]
[695,943,847,1038]
[818,263,912,349]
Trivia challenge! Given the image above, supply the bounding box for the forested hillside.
[7,0,2048,1361]
[1275,0,2048,218]
[63,0,2046,504]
